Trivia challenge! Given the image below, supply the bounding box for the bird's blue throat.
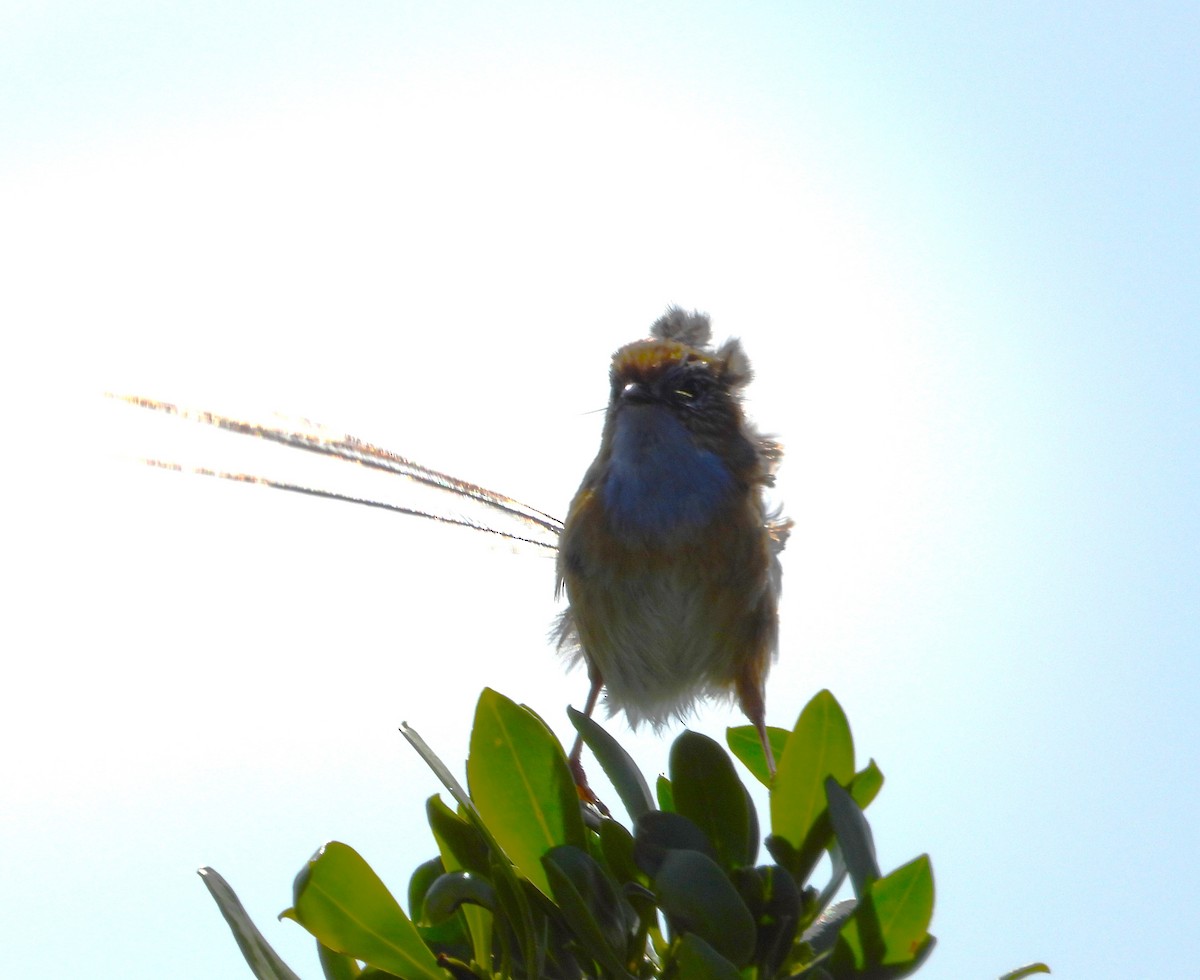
[600,406,735,536]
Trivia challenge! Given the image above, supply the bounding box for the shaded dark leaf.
[653,849,756,967]
[763,833,802,878]
[568,706,655,821]
[673,933,742,980]
[670,731,756,870]
[489,855,540,979]
[424,797,493,968]
[423,872,497,923]
[543,846,637,979]
[825,777,880,898]
[597,818,643,887]
[633,811,718,877]
[730,865,765,916]
[756,864,803,976]
[408,858,446,924]
[425,797,490,877]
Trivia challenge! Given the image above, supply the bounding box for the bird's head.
[582,308,782,537]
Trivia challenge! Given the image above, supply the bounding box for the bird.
[556,307,790,777]
[111,307,790,777]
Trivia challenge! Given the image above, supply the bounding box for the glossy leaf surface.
[838,854,935,968]
[422,872,497,922]
[725,725,791,786]
[285,841,445,980]
[850,759,885,810]
[467,689,586,897]
[769,690,855,879]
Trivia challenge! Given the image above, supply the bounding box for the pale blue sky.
[2,4,1197,978]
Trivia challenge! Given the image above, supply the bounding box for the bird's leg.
[758,719,777,778]
[737,673,776,778]
[567,673,602,769]
[568,671,609,815]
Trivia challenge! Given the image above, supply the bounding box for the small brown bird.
[556,308,790,774]
[112,308,790,776]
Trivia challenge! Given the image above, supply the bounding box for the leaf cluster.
[200,688,1048,980]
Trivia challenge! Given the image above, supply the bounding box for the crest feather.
[650,306,712,348]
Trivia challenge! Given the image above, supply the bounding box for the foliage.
[199,689,1049,980]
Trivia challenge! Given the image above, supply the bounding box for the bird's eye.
[672,374,707,404]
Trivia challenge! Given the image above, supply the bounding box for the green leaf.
[543,845,637,978]
[423,872,498,922]
[838,854,935,968]
[316,942,363,980]
[599,818,658,938]
[769,690,855,880]
[467,689,586,897]
[815,840,849,913]
[656,774,674,812]
[754,864,803,976]
[850,759,885,810]
[285,841,446,980]
[425,797,492,967]
[825,777,880,898]
[425,797,490,876]
[488,858,541,979]
[670,731,756,870]
[406,858,473,960]
[742,780,761,870]
[197,867,302,980]
[597,818,643,886]
[408,729,534,966]
[725,725,791,786]
[827,933,860,976]
[633,811,719,876]
[998,964,1052,980]
[672,933,742,980]
[800,898,857,955]
[408,857,446,924]
[653,849,757,967]
[401,723,476,817]
[568,705,655,821]
[872,854,934,964]
[762,833,801,876]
